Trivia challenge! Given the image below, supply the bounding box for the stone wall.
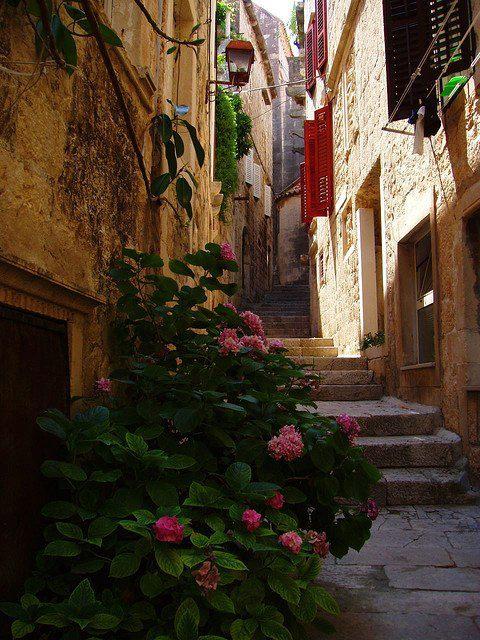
[305,0,480,473]
[276,193,309,286]
[0,0,218,395]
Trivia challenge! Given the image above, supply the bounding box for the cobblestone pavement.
[318,506,480,639]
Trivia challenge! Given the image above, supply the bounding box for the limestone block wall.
[306,0,480,473]
[0,0,217,394]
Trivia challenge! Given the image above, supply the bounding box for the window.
[264,185,272,217]
[382,0,474,120]
[253,164,262,199]
[398,224,436,366]
[315,0,328,74]
[305,17,317,93]
[245,149,254,185]
[414,231,435,363]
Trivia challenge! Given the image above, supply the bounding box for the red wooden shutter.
[305,19,316,93]
[300,163,308,224]
[314,103,334,216]
[315,0,328,74]
[304,119,320,217]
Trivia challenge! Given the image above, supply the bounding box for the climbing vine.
[214,88,238,215]
[230,93,252,160]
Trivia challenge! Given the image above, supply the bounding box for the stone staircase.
[275,336,474,506]
[247,283,310,338]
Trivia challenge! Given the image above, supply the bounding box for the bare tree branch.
[130,0,202,47]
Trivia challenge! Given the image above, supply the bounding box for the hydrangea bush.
[2,243,380,640]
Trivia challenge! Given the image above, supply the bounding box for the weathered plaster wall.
[306,0,480,472]
[277,193,308,285]
[0,0,217,394]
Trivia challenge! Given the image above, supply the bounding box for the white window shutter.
[253,164,261,199]
[264,185,272,217]
[245,149,254,185]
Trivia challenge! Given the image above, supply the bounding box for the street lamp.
[225,40,255,87]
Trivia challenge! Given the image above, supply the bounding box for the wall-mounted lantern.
[225,40,255,87]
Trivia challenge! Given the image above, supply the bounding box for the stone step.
[267,328,311,338]
[262,315,310,324]
[289,347,339,359]
[280,338,334,348]
[287,346,340,357]
[291,355,367,370]
[258,310,310,317]
[305,397,442,436]
[374,465,474,506]
[358,429,463,468]
[316,370,375,385]
[311,384,384,402]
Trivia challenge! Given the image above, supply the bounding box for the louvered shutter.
[315,0,328,74]
[264,185,272,217]
[253,164,261,199]
[304,120,319,217]
[383,0,473,121]
[300,163,308,225]
[245,149,254,185]
[305,19,316,92]
[428,0,473,75]
[314,103,334,216]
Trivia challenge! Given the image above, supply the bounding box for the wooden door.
[0,304,69,603]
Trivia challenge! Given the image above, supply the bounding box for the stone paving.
[318,505,480,639]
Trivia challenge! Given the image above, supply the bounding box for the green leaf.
[41,501,76,519]
[151,172,172,196]
[205,515,225,532]
[310,586,340,616]
[155,547,184,577]
[214,552,248,571]
[41,460,86,481]
[190,533,210,548]
[77,18,122,46]
[89,613,121,630]
[182,120,205,166]
[260,621,292,640]
[140,572,173,597]
[174,407,202,433]
[37,415,66,439]
[267,573,300,605]
[11,621,35,638]
[176,176,193,209]
[69,579,95,609]
[225,462,251,490]
[0,602,23,618]
[88,517,117,539]
[157,113,173,142]
[169,259,195,278]
[207,590,235,613]
[173,130,185,157]
[44,540,81,557]
[288,589,317,623]
[56,522,83,540]
[126,432,148,456]
[35,613,67,627]
[119,520,150,538]
[175,598,199,640]
[64,4,85,21]
[109,554,140,578]
[165,139,177,178]
[164,454,196,469]
[298,555,322,581]
[282,487,307,504]
[230,619,257,640]
[147,480,179,506]
[90,469,122,483]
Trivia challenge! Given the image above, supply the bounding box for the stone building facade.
[0,0,225,602]
[303,0,480,475]
[228,0,276,303]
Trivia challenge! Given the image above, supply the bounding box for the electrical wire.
[250,97,290,121]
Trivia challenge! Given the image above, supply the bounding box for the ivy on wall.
[230,93,252,160]
[214,88,238,214]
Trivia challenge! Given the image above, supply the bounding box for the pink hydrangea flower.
[192,560,220,591]
[220,242,236,262]
[152,516,184,543]
[95,377,111,393]
[337,413,361,445]
[268,339,285,351]
[240,311,265,337]
[218,328,241,356]
[242,509,262,532]
[305,530,329,558]
[268,425,304,462]
[240,334,267,352]
[266,491,284,510]
[279,531,303,554]
[362,499,379,521]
